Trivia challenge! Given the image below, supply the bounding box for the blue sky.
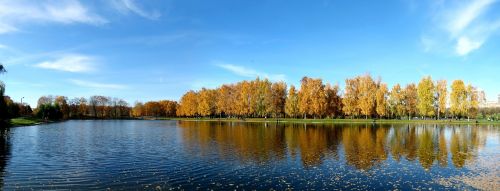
[1,0,499,106]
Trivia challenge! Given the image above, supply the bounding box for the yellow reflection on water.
[177,121,494,171]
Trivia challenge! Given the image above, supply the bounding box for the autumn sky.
[1,0,500,106]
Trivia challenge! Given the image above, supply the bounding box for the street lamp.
[21,97,24,105]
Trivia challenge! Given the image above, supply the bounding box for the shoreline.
[159,118,500,125]
[7,117,500,127]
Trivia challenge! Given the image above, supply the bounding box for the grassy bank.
[159,117,500,125]
[9,117,45,127]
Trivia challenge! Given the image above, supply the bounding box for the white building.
[478,93,500,108]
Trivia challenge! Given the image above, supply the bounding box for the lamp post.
[21,97,24,105]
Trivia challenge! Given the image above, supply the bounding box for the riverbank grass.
[9,117,44,127]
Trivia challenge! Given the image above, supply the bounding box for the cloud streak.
[111,0,161,20]
[35,54,97,73]
[69,79,128,90]
[0,0,106,34]
[215,62,286,82]
[426,0,500,56]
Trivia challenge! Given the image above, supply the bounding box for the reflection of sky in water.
[0,121,497,190]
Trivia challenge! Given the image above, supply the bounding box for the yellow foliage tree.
[466,85,479,120]
[285,85,299,118]
[177,90,199,117]
[298,77,327,118]
[417,76,435,118]
[404,83,418,120]
[376,83,388,118]
[436,80,447,119]
[388,84,405,119]
[325,83,342,118]
[198,88,217,117]
[450,80,467,118]
[358,74,376,119]
[342,77,360,118]
[270,81,287,118]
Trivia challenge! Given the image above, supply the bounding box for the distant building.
[478,92,500,108]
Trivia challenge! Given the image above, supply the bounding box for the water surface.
[0,120,498,190]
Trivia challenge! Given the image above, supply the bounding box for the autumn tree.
[270,81,287,118]
[325,83,342,118]
[342,77,360,118]
[177,90,199,117]
[417,76,435,118]
[235,81,253,118]
[132,102,144,117]
[450,80,467,119]
[404,83,418,120]
[78,97,88,117]
[298,77,326,118]
[198,88,217,117]
[358,74,376,119]
[55,96,69,119]
[465,85,479,120]
[68,98,80,118]
[285,85,299,118]
[436,80,447,119]
[144,101,162,117]
[117,99,130,118]
[91,96,110,118]
[159,100,177,117]
[216,84,233,118]
[375,83,388,118]
[253,78,272,117]
[388,84,405,119]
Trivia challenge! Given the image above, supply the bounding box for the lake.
[0,120,498,190]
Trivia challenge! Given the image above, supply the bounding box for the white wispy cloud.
[0,0,107,34]
[446,0,494,36]
[425,0,500,56]
[35,54,97,73]
[455,36,484,55]
[69,79,128,90]
[110,0,161,20]
[215,62,286,82]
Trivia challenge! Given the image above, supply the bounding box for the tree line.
[176,74,482,120]
[33,95,179,121]
[1,62,497,122]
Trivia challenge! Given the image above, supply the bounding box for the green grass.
[9,117,44,127]
[158,117,500,125]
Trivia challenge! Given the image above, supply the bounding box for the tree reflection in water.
[0,124,11,189]
[178,121,491,171]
